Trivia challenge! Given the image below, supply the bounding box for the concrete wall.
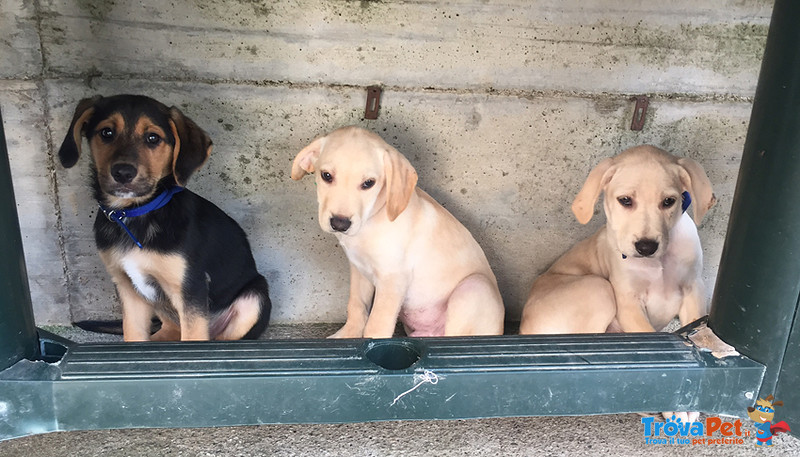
[1,0,771,326]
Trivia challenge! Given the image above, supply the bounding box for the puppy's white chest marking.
[121,256,158,302]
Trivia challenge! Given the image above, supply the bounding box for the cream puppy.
[292,126,504,338]
[521,145,715,422]
[521,145,716,335]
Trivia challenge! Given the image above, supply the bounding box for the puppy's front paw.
[662,411,700,423]
[328,324,364,339]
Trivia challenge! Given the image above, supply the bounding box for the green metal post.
[0,110,38,371]
[709,0,800,427]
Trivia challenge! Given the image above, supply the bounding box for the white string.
[391,370,440,406]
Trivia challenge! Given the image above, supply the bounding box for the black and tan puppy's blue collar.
[99,186,184,249]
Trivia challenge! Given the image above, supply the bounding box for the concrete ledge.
[35,1,769,96]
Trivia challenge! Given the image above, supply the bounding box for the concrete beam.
[36,0,769,96]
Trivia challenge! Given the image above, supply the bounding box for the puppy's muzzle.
[330,215,352,233]
[111,163,138,184]
[634,239,659,257]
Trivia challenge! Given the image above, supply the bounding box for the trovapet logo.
[641,415,749,446]
[747,395,791,447]
[641,395,793,447]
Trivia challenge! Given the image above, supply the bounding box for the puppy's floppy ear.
[383,144,418,221]
[677,157,716,224]
[572,157,615,224]
[58,95,101,168]
[169,106,212,186]
[291,136,325,180]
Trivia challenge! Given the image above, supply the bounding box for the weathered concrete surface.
[0,1,41,79]
[1,1,770,326]
[38,0,769,95]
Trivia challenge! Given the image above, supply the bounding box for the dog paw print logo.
[747,395,791,447]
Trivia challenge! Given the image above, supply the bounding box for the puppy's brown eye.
[321,171,333,183]
[145,133,161,145]
[361,179,376,190]
[100,127,114,141]
[662,197,677,208]
[617,196,633,207]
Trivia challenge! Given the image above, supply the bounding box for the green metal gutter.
[1,333,763,440]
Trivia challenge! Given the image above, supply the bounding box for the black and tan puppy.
[59,94,270,341]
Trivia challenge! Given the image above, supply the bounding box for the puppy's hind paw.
[328,324,364,339]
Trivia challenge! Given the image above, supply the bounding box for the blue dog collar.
[99,186,184,249]
[622,191,691,260]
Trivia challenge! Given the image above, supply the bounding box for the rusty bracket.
[630,95,649,131]
[365,86,382,120]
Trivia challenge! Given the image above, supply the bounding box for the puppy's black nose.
[111,163,137,184]
[635,239,659,257]
[330,216,352,232]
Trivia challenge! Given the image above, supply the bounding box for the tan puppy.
[292,126,504,338]
[520,145,716,335]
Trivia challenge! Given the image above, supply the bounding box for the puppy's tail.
[72,318,161,335]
